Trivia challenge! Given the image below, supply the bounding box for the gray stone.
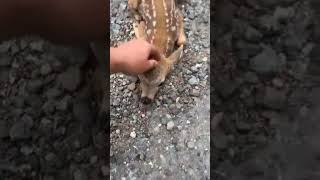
[187,141,195,149]
[20,146,34,156]
[188,76,199,85]
[73,169,88,180]
[250,47,286,74]
[101,165,109,177]
[257,87,287,110]
[0,121,9,138]
[244,26,262,42]
[58,67,82,92]
[9,121,31,140]
[40,63,52,76]
[167,121,175,130]
[27,79,43,93]
[30,41,44,51]
[0,54,12,66]
[127,83,136,91]
[46,88,62,99]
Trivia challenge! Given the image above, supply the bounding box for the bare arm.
[110,39,160,75]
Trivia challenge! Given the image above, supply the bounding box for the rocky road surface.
[110,0,210,179]
[0,39,109,179]
[212,0,320,179]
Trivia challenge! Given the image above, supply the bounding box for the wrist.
[110,47,125,73]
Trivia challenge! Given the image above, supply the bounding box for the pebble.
[191,89,200,97]
[101,165,109,177]
[127,83,136,91]
[90,155,98,164]
[272,78,284,88]
[58,67,82,92]
[187,141,195,149]
[130,131,136,138]
[27,79,43,93]
[30,41,44,52]
[46,88,62,99]
[9,121,31,140]
[0,121,9,138]
[250,46,286,74]
[40,63,52,76]
[0,54,12,66]
[116,129,120,134]
[73,169,88,180]
[188,76,199,85]
[257,87,287,110]
[167,121,175,130]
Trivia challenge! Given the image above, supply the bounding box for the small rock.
[257,87,287,110]
[58,67,82,92]
[153,126,160,135]
[187,141,195,149]
[73,100,94,123]
[45,152,56,162]
[236,121,252,132]
[130,131,136,138]
[127,83,136,91]
[202,57,208,62]
[212,134,228,149]
[46,88,62,99]
[273,6,293,23]
[9,121,31,140]
[0,54,12,66]
[245,26,262,42]
[56,95,71,111]
[22,114,34,128]
[42,101,55,114]
[40,118,53,133]
[0,43,11,53]
[90,156,98,164]
[244,71,259,83]
[250,46,286,74]
[115,129,120,134]
[27,79,43,93]
[0,121,9,138]
[167,121,175,130]
[73,169,88,180]
[40,63,52,76]
[20,146,33,156]
[188,76,199,85]
[30,41,44,52]
[101,165,109,177]
[215,80,240,98]
[272,78,284,88]
[13,96,25,108]
[191,89,200,97]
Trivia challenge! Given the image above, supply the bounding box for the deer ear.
[167,45,184,64]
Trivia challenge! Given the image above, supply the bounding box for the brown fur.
[128,0,186,102]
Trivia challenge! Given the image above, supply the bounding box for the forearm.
[110,48,122,74]
[0,0,107,43]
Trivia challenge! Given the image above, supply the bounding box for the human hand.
[111,38,161,75]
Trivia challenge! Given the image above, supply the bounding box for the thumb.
[146,59,158,69]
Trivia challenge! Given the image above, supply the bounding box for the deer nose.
[141,97,152,104]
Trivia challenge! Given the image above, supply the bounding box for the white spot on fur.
[146,29,152,35]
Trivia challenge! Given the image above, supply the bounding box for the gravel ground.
[212,0,320,179]
[0,39,109,179]
[110,0,210,179]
